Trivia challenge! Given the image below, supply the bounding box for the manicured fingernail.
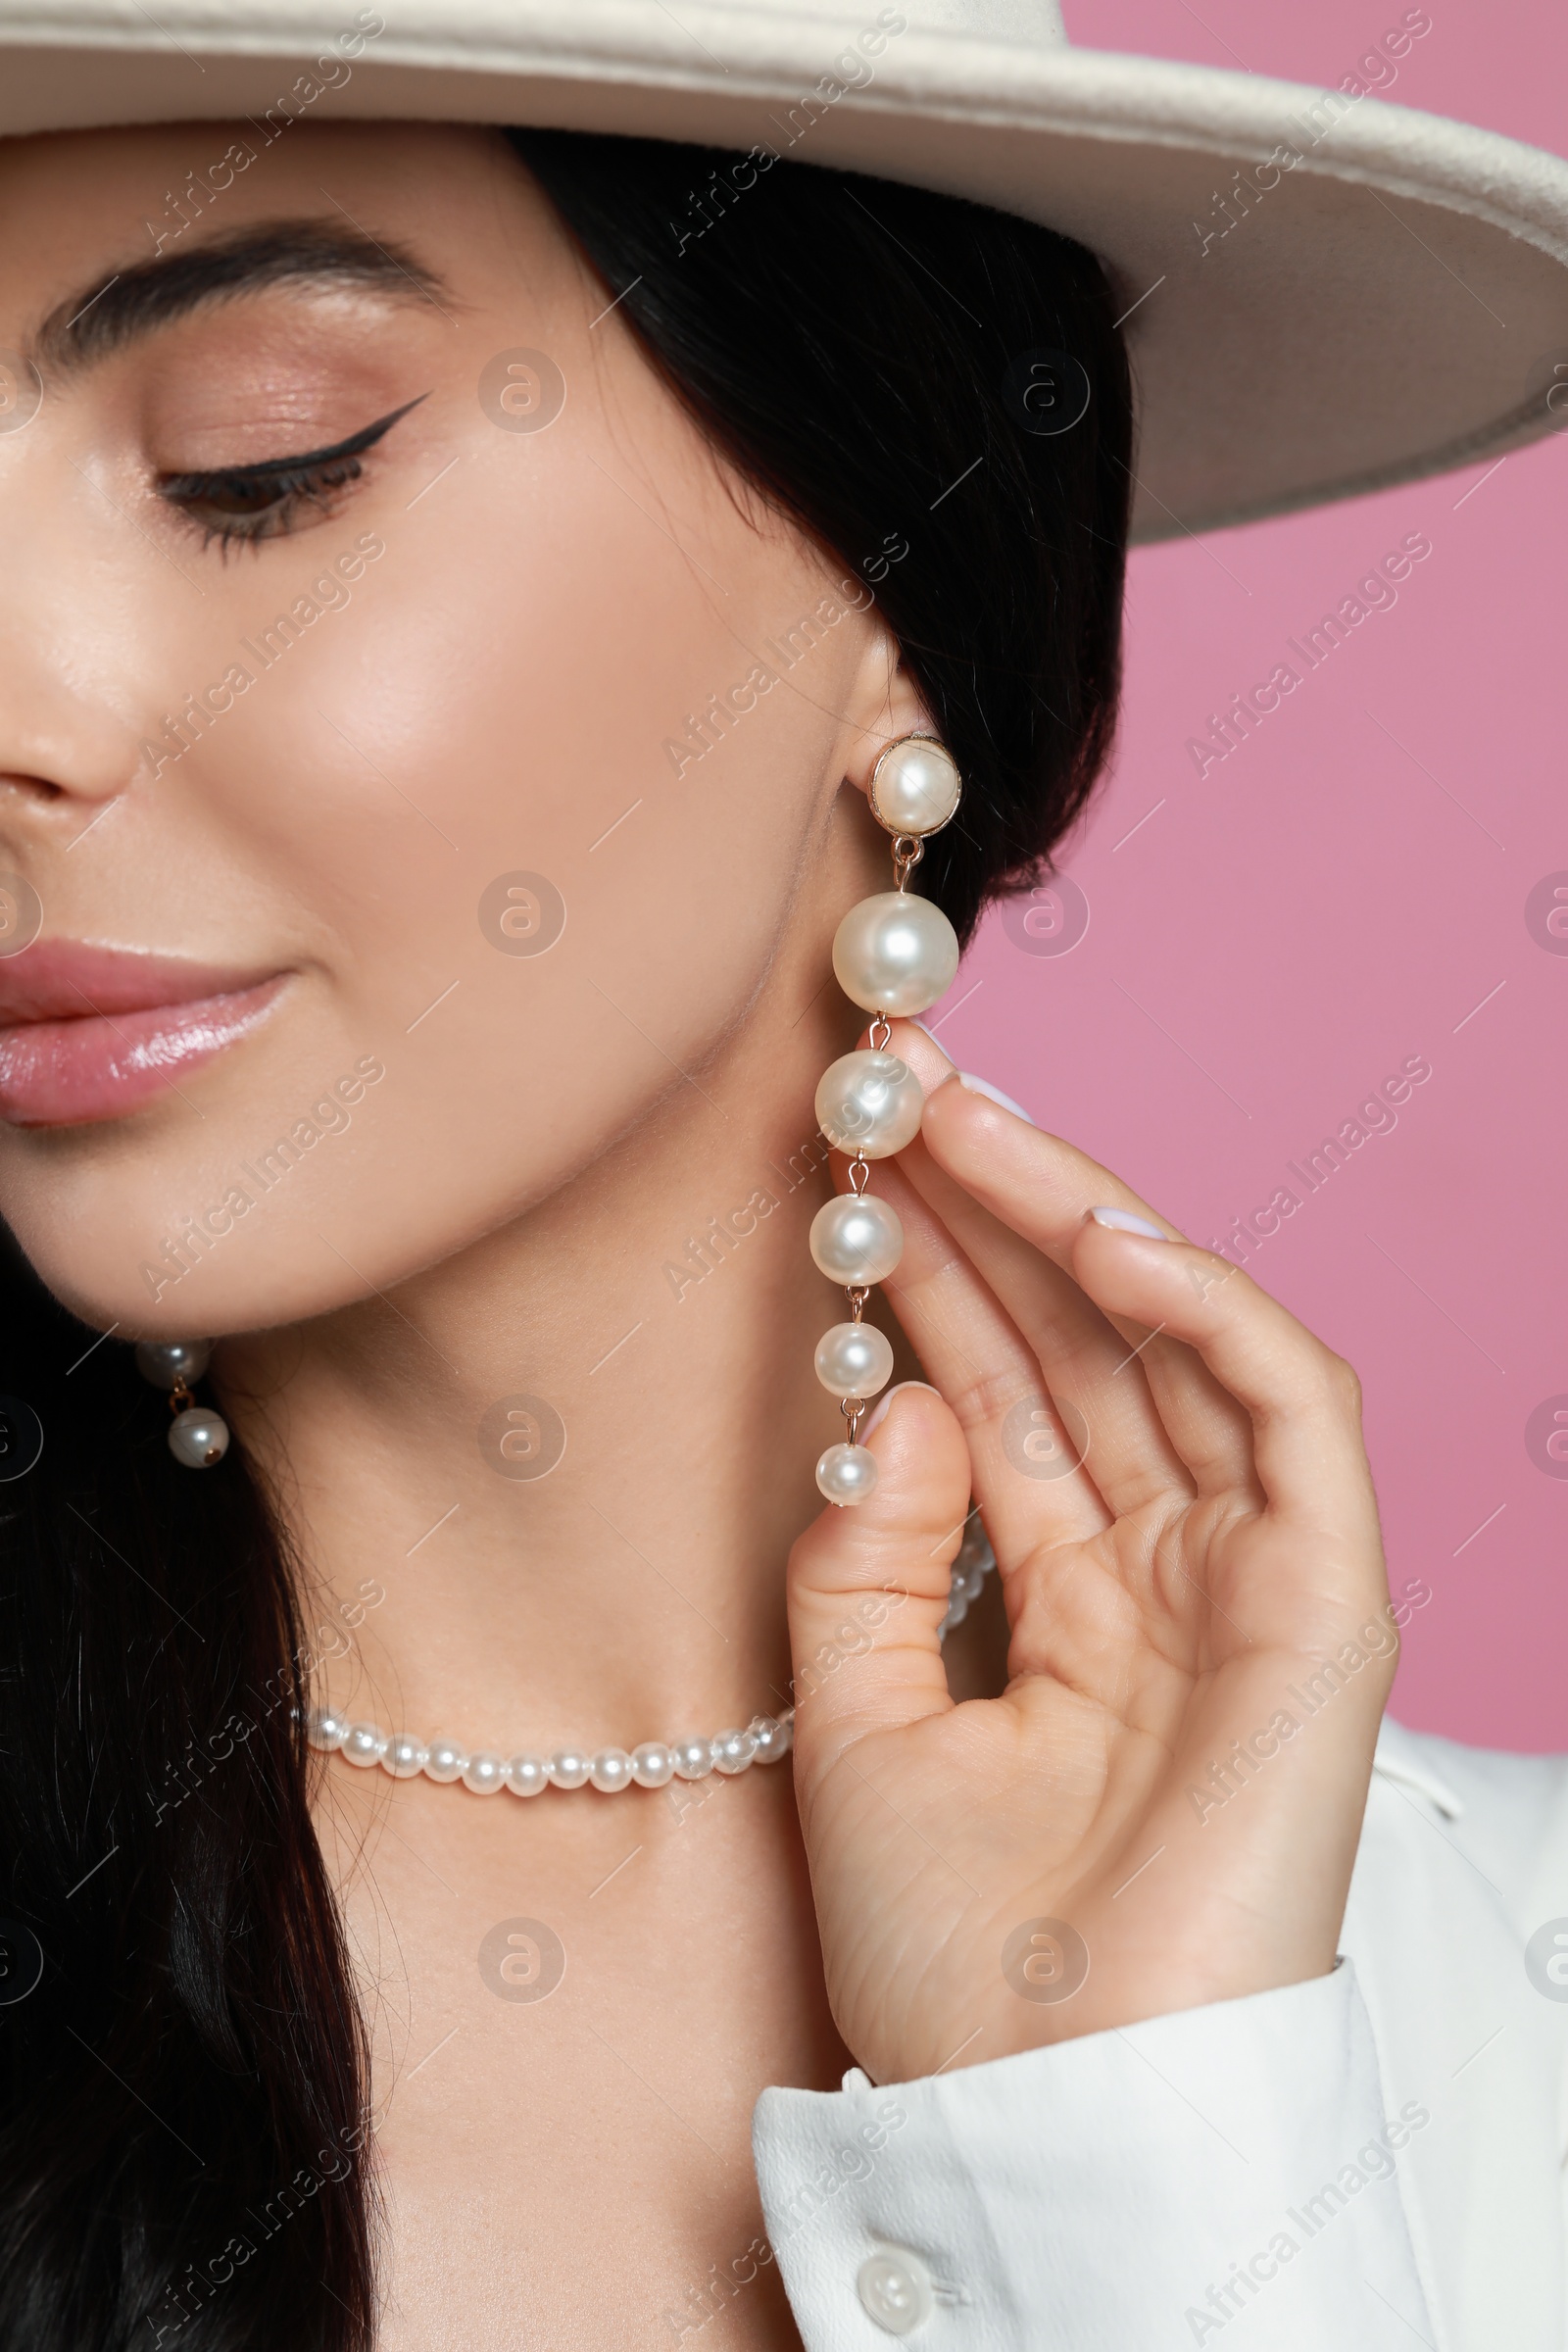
[1089,1205,1166,1240]
[863,1380,939,1438]
[957,1072,1035,1124]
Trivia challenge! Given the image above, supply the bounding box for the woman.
[0,4,1564,2346]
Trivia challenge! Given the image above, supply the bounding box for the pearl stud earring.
[810,732,962,1504]
[135,1340,230,1468]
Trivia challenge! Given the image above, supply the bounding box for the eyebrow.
[34,222,451,377]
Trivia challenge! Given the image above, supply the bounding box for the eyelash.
[159,396,425,551]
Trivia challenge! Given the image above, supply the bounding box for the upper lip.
[0,939,283,1024]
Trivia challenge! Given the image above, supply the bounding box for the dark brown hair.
[515,130,1132,945]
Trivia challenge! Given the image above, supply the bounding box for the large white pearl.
[815,1443,879,1505]
[814,1321,895,1398]
[505,1753,550,1796]
[671,1736,714,1781]
[631,1741,675,1788]
[870,737,961,836]
[423,1737,468,1784]
[341,1723,388,1767]
[462,1751,507,1794]
[169,1407,229,1468]
[135,1339,213,1389]
[832,892,959,1017]
[815,1051,923,1159]
[307,1708,348,1752]
[383,1733,428,1778]
[548,1748,591,1789]
[808,1192,904,1286]
[589,1747,634,1792]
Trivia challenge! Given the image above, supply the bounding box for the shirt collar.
[1373,1715,1467,1821]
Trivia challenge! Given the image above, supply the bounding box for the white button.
[857,2248,935,2335]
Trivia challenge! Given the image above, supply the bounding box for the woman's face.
[0,121,893,1334]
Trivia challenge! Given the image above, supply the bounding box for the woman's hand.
[786,1020,1397,2086]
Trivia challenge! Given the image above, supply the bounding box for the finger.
[888,1026,1252,1506]
[1066,1214,1377,1542]
[856,1149,1114,1557]
[875,1138,1200,1525]
[905,1039,1264,1500]
[786,1383,969,1759]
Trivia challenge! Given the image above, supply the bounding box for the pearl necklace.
[309,1524,995,1796]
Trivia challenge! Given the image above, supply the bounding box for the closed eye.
[158,393,427,549]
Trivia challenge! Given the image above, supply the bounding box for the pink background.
[941,0,1568,1749]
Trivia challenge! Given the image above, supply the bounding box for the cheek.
[3,438,853,1334]
[258,457,823,1089]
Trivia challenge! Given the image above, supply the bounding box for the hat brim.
[3,8,1567,540]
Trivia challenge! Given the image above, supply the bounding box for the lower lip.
[0,980,285,1128]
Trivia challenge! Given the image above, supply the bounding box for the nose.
[0,441,153,832]
[0,683,137,821]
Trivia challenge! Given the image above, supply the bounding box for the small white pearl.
[631,1741,675,1788]
[341,1723,388,1767]
[135,1339,214,1390]
[383,1733,428,1778]
[869,736,961,836]
[711,1727,757,1776]
[589,1747,634,1792]
[307,1708,348,1752]
[749,1715,792,1765]
[815,1442,879,1505]
[462,1751,507,1794]
[815,1050,923,1159]
[423,1737,468,1784]
[505,1754,550,1797]
[808,1192,904,1286]
[168,1407,229,1468]
[548,1748,591,1789]
[670,1737,714,1781]
[832,891,960,1017]
[814,1321,894,1399]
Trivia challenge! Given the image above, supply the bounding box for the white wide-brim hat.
[3,0,1567,540]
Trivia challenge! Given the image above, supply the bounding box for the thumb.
[785,1382,971,1765]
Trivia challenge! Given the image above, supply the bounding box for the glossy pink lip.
[0,942,288,1127]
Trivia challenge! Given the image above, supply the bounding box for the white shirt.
[750,1719,1568,2348]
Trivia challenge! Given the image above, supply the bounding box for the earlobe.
[839,624,937,802]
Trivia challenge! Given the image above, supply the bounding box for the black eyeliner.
[159,390,429,496]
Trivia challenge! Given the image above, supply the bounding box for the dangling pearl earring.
[135,1340,230,1468]
[810,733,962,1504]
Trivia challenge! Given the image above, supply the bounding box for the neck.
[218,914,888,1757]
